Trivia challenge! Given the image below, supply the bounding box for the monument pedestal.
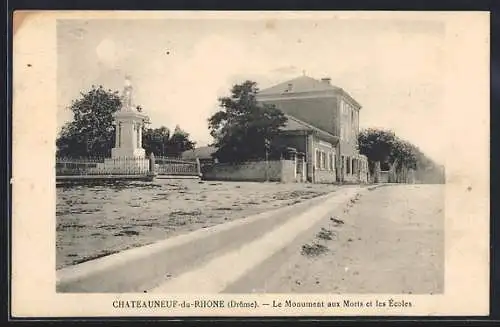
[111,147,146,159]
[96,157,149,174]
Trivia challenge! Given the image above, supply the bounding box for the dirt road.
[224,184,444,294]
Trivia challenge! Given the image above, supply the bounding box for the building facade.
[271,114,338,183]
[257,75,367,183]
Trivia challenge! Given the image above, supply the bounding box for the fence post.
[265,138,270,182]
[196,157,202,178]
[149,153,156,180]
[374,161,381,183]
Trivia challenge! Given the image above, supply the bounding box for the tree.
[357,128,398,172]
[167,125,196,157]
[208,80,288,163]
[142,126,170,156]
[57,85,122,157]
[412,147,445,184]
[358,128,419,173]
[390,138,417,171]
[142,125,196,157]
[358,128,444,183]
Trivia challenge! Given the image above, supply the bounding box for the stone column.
[115,123,119,147]
[138,123,142,148]
[136,123,140,149]
[118,122,122,147]
[132,122,137,149]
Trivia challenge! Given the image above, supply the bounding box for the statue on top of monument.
[121,75,134,111]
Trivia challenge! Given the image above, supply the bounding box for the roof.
[258,75,362,109]
[258,75,340,96]
[181,146,217,160]
[280,114,338,143]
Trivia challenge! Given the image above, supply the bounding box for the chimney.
[321,77,331,85]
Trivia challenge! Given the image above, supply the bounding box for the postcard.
[11,10,489,317]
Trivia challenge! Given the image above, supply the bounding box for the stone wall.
[202,160,298,182]
[314,170,337,184]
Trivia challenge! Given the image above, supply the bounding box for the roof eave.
[313,131,340,145]
[278,129,311,136]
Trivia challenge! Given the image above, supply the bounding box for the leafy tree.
[142,125,196,157]
[413,148,445,184]
[208,80,288,163]
[358,128,444,183]
[167,125,196,157]
[357,128,397,171]
[56,85,121,157]
[390,138,417,171]
[143,126,170,156]
[358,128,419,172]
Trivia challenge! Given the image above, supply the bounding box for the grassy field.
[56,179,340,269]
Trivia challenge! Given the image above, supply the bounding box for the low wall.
[56,174,155,185]
[202,160,298,182]
[314,169,336,184]
[56,157,151,176]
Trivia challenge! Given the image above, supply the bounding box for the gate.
[155,156,200,177]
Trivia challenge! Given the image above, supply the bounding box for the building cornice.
[257,89,336,101]
[338,89,362,110]
[113,111,149,120]
[257,89,362,110]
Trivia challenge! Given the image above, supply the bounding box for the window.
[315,149,333,170]
[346,157,351,174]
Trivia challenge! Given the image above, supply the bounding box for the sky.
[57,17,446,164]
